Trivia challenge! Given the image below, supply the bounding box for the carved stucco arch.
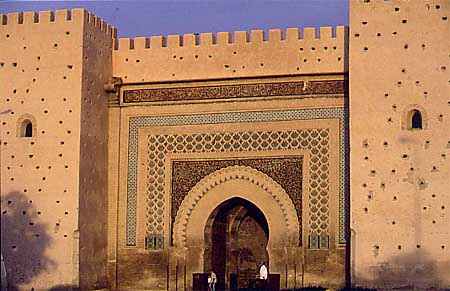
[172,165,300,251]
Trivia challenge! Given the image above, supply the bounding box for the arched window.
[410,110,422,129]
[25,121,33,137]
[21,119,33,137]
[403,106,427,131]
[16,114,37,138]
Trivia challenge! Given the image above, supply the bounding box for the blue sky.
[0,0,348,37]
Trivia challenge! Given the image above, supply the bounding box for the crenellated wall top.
[0,9,117,38]
[0,7,348,83]
[112,26,348,83]
[114,26,346,50]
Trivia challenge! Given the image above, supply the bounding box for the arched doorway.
[204,198,269,290]
[172,165,300,290]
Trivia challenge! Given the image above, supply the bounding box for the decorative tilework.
[171,157,303,245]
[309,234,320,249]
[308,234,330,249]
[147,129,328,248]
[319,234,330,249]
[145,234,164,250]
[174,165,300,249]
[126,108,345,246]
[123,80,345,103]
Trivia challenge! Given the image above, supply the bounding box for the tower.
[349,0,450,288]
[0,9,115,290]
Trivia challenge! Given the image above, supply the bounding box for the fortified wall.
[112,25,346,83]
[349,0,450,288]
[109,22,347,291]
[0,1,449,290]
[0,9,114,290]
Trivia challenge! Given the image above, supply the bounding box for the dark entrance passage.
[204,198,269,290]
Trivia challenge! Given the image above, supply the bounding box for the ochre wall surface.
[0,9,115,290]
[349,0,450,289]
[78,11,114,290]
[112,26,347,83]
[108,20,349,291]
[0,10,85,290]
[110,75,346,290]
[1,1,449,290]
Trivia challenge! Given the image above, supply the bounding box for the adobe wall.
[112,26,347,83]
[107,74,346,291]
[0,9,115,290]
[349,0,450,289]
[78,11,114,290]
[106,22,350,290]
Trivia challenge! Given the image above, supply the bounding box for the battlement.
[112,25,347,83]
[114,26,346,50]
[0,8,117,38]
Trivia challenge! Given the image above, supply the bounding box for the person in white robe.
[208,271,217,291]
[259,262,268,280]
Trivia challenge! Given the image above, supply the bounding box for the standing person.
[259,262,268,280]
[208,270,217,291]
[259,262,268,290]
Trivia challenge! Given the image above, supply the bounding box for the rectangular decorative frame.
[124,108,345,247]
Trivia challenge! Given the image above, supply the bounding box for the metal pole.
[167,263,170,291]
[285,263,288,289]
[184,264,186,291]
[301,261,304,288]
[175,263,178,291]
[294,263,297,291]
[301,238,306,288]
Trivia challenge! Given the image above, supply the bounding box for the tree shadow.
[1,191,56,289]
[48,284,79,291]
[356,249,449,289]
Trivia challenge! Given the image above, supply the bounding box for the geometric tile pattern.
[126,108,345,246]
[146,131,322,246]
[171,158,303,245]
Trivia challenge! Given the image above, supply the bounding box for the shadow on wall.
[358,249,448,289]
[48,284,79,291]
[0,191,56,289]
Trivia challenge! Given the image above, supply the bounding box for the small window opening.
[21,120,33,137]
[410,110,423,129]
